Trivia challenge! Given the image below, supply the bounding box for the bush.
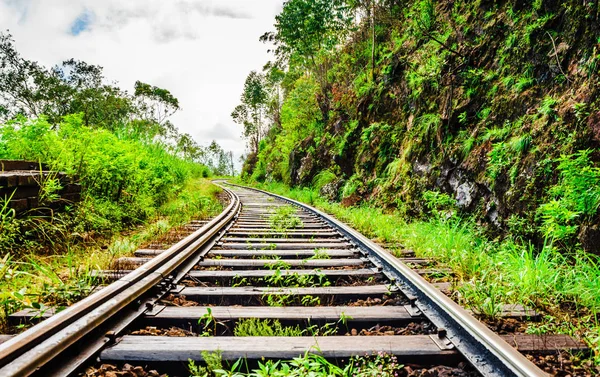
[0,114,210,252]
[537,150,600,244]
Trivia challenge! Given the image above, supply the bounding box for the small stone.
[351,328,358,336]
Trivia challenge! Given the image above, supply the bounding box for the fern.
[312,170,337,191]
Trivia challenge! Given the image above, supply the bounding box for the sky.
[0,0,284,167]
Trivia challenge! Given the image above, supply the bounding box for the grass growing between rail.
[189,350,404,377]
[237,179,600,363]
[0,179,222,332]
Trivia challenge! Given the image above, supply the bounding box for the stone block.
[10,198,29,212]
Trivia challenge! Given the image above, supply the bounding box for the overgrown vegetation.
[234,318,304,337]
[0,32,226,329]
[238,180,600,363]
[235,0,600,255]
[189,351,404,377]
[230,0,600,365]
[1,179,222,330]
[268,205,303,233]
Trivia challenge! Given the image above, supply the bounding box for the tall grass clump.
[312,169,337,191]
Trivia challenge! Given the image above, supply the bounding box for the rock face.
[319,179,345,202]
[448,172,477,210]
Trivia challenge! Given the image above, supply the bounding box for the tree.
[345,0,378,81]
[0,32,70,122]
[55,59,134,129]
[0,31,185,148]
[201,140,234,176]
[263,61,285,131]
[175,132,204,162]
[231,71,268,154]
[134,81,180,125]
[133,81,181,141]
[261,0,352,90]
[0,32,136,127]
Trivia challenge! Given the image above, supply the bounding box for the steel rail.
[0,186,241,377]
[227,183,547,377]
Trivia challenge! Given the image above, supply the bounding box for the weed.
[422,190,456,220]
[197,307,231,337]
[268,205,303,234]
[266,260,291,270]
[189,350,244,377]
[348,352,404,376]
[262,293,293,307]
[301,295,321,306]
[201,351,404,376]
[310,249,331,260]
[263,268,329,288]
[36,172,63,205]
[234,318,303,337]
[538,96,559,119]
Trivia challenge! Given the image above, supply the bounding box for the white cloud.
[0,0,284,167]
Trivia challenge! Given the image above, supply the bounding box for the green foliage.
[264,268,330,288]
[267,0,352,69]
[485,118,533,186]
[268,205,303,233]
[134,80,179,124]
[413,113,442,147]
[189,351,405,377]
[234,318,304,337]
[538,96,559,119]
[422,190,456,219]
[0,194,18,249]
[250,353,344,377]
[250,76,321,183]
[350,352,404,376]
[537,150,600,242]
[188,351,230,377]
[0,114,215,253]
[231,71,268,154]
[312,169,337,191]
[341,175,362,199]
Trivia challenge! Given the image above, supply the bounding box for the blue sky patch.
[70,10,93,36]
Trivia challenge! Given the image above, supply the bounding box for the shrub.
[0,114,210,252]
[537,150,600,243]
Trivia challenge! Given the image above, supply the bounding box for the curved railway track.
[0,182,563,376]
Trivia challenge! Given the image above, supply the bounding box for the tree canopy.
[0,31,234,177]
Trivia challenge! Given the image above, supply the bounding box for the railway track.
[0,183,585,376]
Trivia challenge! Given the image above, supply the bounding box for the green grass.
[268,205,303,233]
[234,318,304,337]
[188,350,404,376]
[0,179,222,331]
[237,179,600,363]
